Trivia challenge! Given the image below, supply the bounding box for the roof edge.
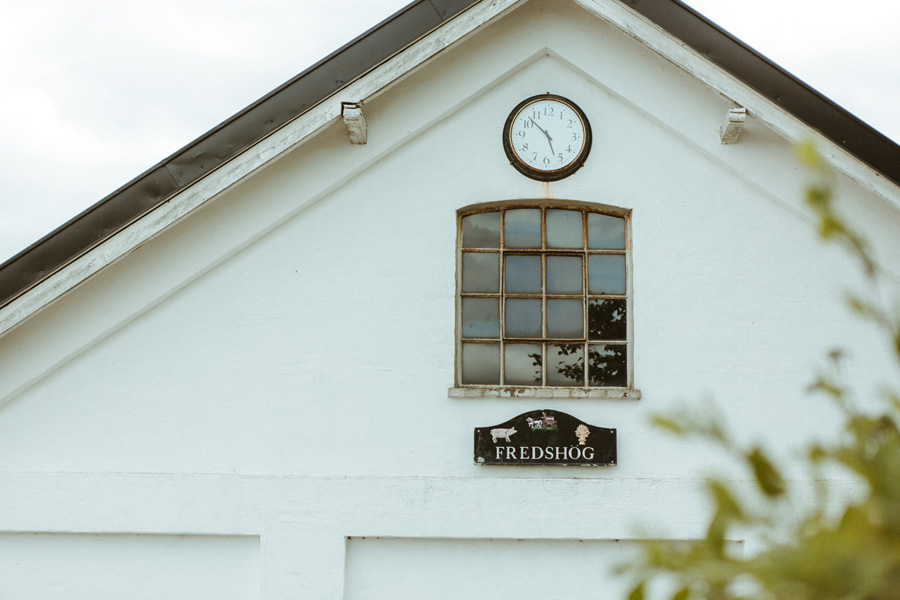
[1,0,899,319]
[0,0,481,312]
[622,0,900,184]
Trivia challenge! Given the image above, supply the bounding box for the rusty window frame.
[454,200,634,393]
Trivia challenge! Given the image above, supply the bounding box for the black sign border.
[474,409,616,467]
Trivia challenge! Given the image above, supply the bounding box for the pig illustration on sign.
[490,427,517,443]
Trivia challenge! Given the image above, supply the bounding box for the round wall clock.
[502,94,592,181]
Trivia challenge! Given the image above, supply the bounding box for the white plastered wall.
[0,0,898,597]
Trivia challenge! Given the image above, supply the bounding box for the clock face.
[502,94,591,181]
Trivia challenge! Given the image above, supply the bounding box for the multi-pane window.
[457,205,630,388]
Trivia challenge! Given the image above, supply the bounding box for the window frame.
[449,200,639,399]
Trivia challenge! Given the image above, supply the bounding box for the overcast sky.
[2,0,898,264]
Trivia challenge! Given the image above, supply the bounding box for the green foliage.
[625,145,900,600]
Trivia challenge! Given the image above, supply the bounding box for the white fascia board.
[572,0,900,208]
[0,0,524,338]
[4,0,899,338]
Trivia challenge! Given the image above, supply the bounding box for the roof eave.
[0,0,485,313]
[1,0,899,328]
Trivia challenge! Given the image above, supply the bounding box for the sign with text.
[474,410,616,466]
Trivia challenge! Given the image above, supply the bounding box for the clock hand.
[528,117,555,156]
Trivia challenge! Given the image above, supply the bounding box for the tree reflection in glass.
[505,343,542,385]
[588,299,626,340]
[588,344,626,386]
[459,206,629,388]
[547,344,584,386]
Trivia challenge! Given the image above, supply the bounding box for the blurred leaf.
[651,406,728,444]
[627,581,645,600]
[707,480,745,521]
[623,144,900,600]
[808,375,844,399]
[652,415,687,436]
[797,141,825,169]
[808,444,826,463]
[671,588,689,600]
[847,293,891,327]
[747,447,786,498]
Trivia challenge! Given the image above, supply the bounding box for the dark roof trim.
[2,0,899,311]
[623,0,900,185]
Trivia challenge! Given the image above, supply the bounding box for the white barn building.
[1,0,899,597]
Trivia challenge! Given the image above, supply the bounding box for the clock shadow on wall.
[502,94,592,181]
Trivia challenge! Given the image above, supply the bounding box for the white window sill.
[448,387,641,399]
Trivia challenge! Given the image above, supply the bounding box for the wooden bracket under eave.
[721,107,746,144]
[341,101,367,144]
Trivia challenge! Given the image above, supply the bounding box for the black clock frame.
[502,94,592,182]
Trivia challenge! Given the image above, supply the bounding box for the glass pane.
[547,344,584,386]
[588,299,626,340]
[504,343,543,385]
[547,209,583,248]
[505,255,542,293]
[462,343,500,384]
[505,298,542,338]
[587,213,625,249]
[462,212,500,248]
[588,344,627,386]
[461,298,500,338]
[546,256,583,294]
[547,299,584,338]
[504,209,541,248]
[588,254,626,294]
[462,252,500,293]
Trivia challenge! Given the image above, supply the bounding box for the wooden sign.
[474,410,616,466]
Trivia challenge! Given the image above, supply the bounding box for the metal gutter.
[1,0,898,311]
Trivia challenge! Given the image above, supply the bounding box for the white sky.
[1,0,899,264]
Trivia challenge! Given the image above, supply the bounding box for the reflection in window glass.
[462,252,499,293]
[587,213,625,249]
[505,344,543,385]
[505,298,542,338]
[588,344,627,386]
[588,254,626,295]
[504,209,542,248]
[546,256,583,294]
[546,299,584,338]
[588,299,626,341]
[462,212,501,248]
[547,344,584,386]
[505,255,542,293]
[462,343,500,384]
[458,205,630,388]
[547,209,583,249]
[461,298,500,338]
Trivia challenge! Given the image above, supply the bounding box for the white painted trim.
[0,0,525,338]
[341,102,368,145]
[2,0,899,338]
[571,0,900,205]
[721,107,746,144]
